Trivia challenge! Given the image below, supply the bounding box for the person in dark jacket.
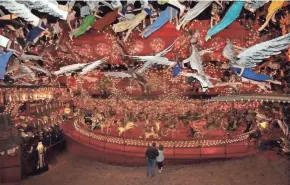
[145,142,159,177]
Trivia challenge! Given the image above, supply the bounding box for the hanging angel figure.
[176,1,223,30]
[140,6,178,38]
[52,58,107,76]
[109,40,177,93]
[0,0,41,27]
[178,30,242,92]
[176,30,216,92]
[7,61,51,83]
[0,34,45,62]
[69,14,96,39]
[258,0,285,31]
[124,39,177,74]
[112,7,153,42]
[148,4,159,25]
[210,1,224,28]
[244,0,268,14]
[205,1,246,41]
[222,33,290,91]
[158,0,186,17]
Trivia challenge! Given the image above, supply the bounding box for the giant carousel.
[0,0,290,183]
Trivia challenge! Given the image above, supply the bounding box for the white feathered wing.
[126,40,177,74]
[0,0,40,26]
[223,33,290,68]
[80,58,107,75]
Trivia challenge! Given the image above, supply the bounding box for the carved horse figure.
[117,121,135,136]
[144,126,159,140]
[99,118,113,134]
[91,113,104,131]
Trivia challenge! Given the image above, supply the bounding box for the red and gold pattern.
[79,44,92,56]
[129,40,144,55]
[111,43,124,59]
[150,38,165,53]
[95,43,110,56]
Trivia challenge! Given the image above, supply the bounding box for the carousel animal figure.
[91,113,104,131]
[188,122,204,138]
[154,121,161,133]
[144,126,159,140]
[117,121,135,136]
[77,111,86,126]
[99,119,113,134]
[161,122,180,137]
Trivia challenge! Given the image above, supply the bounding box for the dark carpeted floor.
[13,152,290,185]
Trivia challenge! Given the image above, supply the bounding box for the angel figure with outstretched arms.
[258,0,285,31]
[178,30,244,92]
[104,40,177,93]
[124,39,177,74]
[176,1,223,30]
[113,7,153,42]
[210,1,224,28]
[222,34,290,90]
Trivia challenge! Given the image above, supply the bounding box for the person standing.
[156,144,164,173]
[145,142,159,177]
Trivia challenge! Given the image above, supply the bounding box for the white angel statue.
[222,33,290,88]
[180,30,242,92]
[52,58,106,76]
[124,39,177,74]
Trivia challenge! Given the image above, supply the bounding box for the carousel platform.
[61,122,258,166]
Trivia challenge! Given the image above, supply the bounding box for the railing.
[210,94,290,103]
[62,123,258,159]
[0,85,67,88]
